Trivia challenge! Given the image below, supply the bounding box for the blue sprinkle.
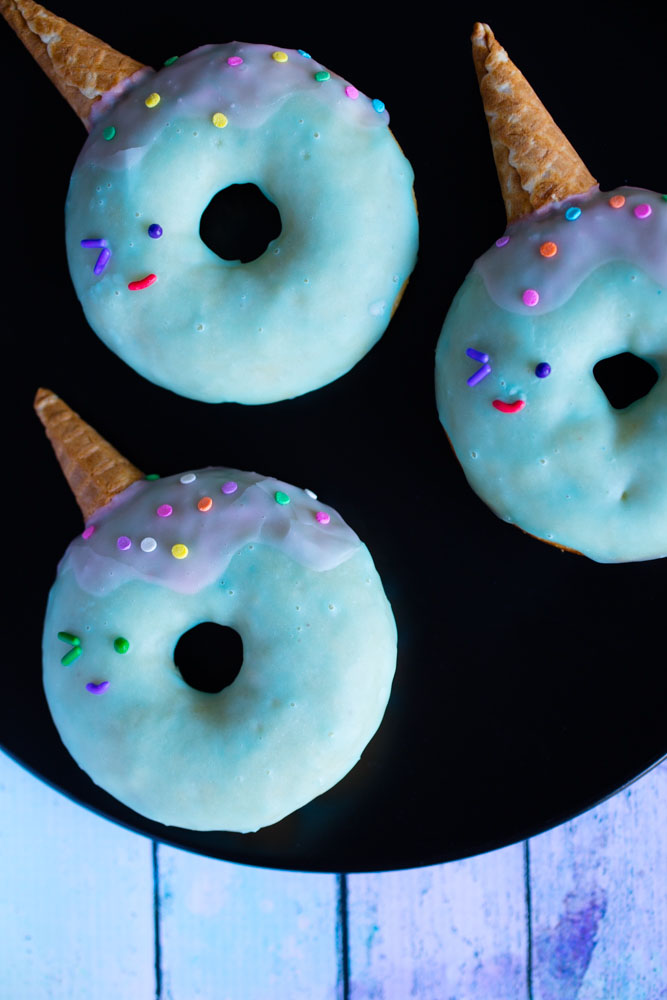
[535,362,552,378]
[81,238,108,249]
[565,206,582,221]
[371,98,385,113]
[297,49,311,58]
[466,347,489,364]
[93,247,111,275]
[148,223,163,239]
[467,363,492,387]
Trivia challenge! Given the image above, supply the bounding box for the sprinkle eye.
[466,347,491,386]
[535,362,551,378]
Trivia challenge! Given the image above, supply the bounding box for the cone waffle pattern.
[471,22,597,224]
[34,388,144,520]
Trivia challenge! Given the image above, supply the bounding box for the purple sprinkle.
[467,363,492,387]
[148,223,163,239]
[94,247,111,274]
[117,535,132,551]
[634,203,652,220]
[535,362,552,378]
[522,288,540,307]
[157,504,173,518]
[495,235,510,248]
[81,238,109,249]
[466,347,489,363]
[82,525,95,539]
[86,681,110,695]
[221,481,238,495]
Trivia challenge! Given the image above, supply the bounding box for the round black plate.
[2,0,665,872]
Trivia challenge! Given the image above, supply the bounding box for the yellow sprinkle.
[171,543,189,559]
[145,92,161,108]
[272,51,288,63]
[211,112,228,128]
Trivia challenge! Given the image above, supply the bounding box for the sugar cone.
[35,388,144,520]
[471,23,597,224]
[1,0,148,129]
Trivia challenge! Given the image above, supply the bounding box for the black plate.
[2,0,665,872]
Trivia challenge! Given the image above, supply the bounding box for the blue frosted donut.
[66,42,418,403]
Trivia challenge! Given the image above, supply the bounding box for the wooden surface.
[1,750,665,999]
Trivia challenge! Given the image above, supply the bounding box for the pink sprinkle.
[316,511,331,525]
[345,85,359,99]
[221,481,238,495]
[227,56,243,66]
[157,504,173,518]
[522,288,540,307]
[82,525,95,539]
[496,235,510,248]
[634,203,652,220]
[117,536,131,551]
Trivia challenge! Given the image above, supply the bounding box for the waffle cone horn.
[471,23,597,224]
[35,388,144,520]
[1,0,148,129]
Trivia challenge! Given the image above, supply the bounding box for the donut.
[435,25,666,563]
[36,389,397,832]
[4,3,418,404]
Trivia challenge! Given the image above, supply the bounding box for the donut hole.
[173,622,243,694]
[199,184,282,263]
[593,352,659,409]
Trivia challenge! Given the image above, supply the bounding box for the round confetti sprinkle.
[145,92,161,108]
[221,481,238,495]
[314,70,330,82]
[304,488,317,499]
[157,504,173,518]
[145,473,160,480]
[539,241,558,258]
[345,85,359,99]
[164,56,179,66]
[180,473,196,484]
[82,525,95,539]
[565,206,582,221]
[197,496,213,512]
[62,646,83,666]
[114,637,130,654]
[128,273,157,291]
[148,223,163,239]
[274,491,291,505]
[315,511,330,524]
[171,543,189,559]
[522,288,540,307]
[634,203,652,219]
[371,98,385,113]
[103,126,116,141]
[227,55,243,66]
[141,537,157,552]
[86,681,110,695]
[117,536,132,551]
[272,51,288,63]
[609,194,626,209]
[212,112,228,128]
[495,235,510,248]
[535,362,552,378]
[297,49,311,59]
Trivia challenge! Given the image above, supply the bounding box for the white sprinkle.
[180,472,197,484]
[141,537,157,552]
[304,488,317,499]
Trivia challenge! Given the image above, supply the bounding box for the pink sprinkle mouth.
[492,399,526,414]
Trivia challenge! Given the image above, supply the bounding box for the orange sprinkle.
[197,496,213,512]
[539,241,558,258]
[609,194,626,209]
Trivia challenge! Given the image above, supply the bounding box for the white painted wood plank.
[0,749,156,1000]
[347,843,528,999]
[529,760,667,1000]
[156,844,339,1000]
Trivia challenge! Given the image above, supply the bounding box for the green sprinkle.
[662,194,667,201]
[57,631,80,646]
[114,637,130,654]
[274,490,291,505]
[145,473,160,480]
[61,645,83,667]
[103,125,116,141]
[164,55,179,66]
[314,70,330,82]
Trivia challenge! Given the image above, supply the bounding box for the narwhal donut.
[4,3,418,404]
[36,390,396,832]
[435,25,666,563]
